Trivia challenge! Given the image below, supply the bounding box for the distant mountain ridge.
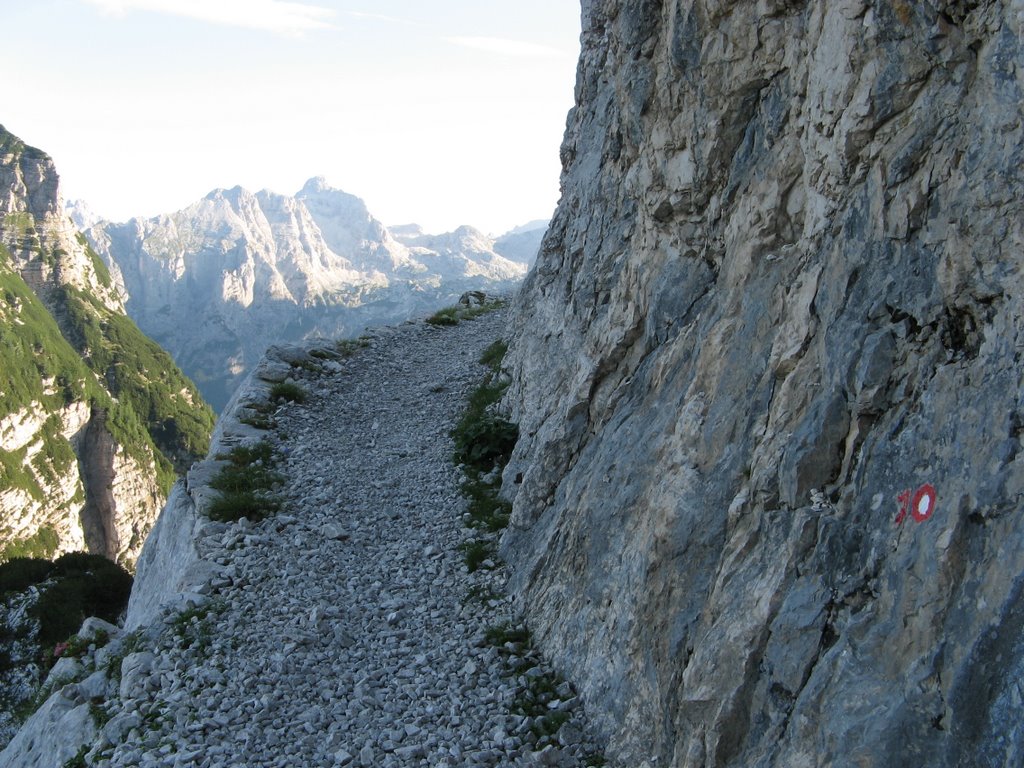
[81,179,545,411]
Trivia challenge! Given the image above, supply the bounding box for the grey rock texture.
[501,1,1024,766]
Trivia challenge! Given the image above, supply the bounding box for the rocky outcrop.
[0,126,214,566]
[84,179,528,411]
[502,1,1024,766]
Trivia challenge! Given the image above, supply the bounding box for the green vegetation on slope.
[0,244,213,505]
[0,553,132,659]
[53,282,216,477]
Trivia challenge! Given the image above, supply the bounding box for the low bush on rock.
[0,557,54,595]
[33,554,132,653]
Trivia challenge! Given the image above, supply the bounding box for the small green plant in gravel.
[170,601,220,656]
[484,622,531,646]
[451,339,518,562]
[207,441,282,522]
[90,697,113,729]
[238,400,276,430]
[102,631,143,679]
[458,540,498,572]
[460,476,511,532]
[269,381,307,404]
[334,338,370,356]
[52,627,109,663]
[465,584,500,605]
[452,342,518,473]
[484,622,608,761]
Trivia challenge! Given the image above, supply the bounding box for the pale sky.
[0,0,581,235]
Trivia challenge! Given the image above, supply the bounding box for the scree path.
[96,308,605,768]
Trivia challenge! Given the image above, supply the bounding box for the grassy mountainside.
[0,124,215,567]
[54,282,215,479]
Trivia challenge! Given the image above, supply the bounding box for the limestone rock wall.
[0,402,89,556]
[502,1,1024,765]
[0,397,162,566]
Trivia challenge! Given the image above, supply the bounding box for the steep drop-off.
[0,125,215,565]
[502,1,1023,765]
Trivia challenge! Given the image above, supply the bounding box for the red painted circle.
[910,483,937,522]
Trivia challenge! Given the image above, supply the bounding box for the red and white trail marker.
[895,483,938,525]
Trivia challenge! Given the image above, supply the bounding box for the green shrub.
[207,491,281,523]
[32,554,132,651]
[0,557,54,595]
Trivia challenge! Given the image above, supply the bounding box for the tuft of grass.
[426,298,506,327]
[461,477,511,532]
[269,381,306,404]
[484,622,531,646]
[426,306,460,326]
[479,339,508,369]
[169,600,220,656]
[238,412,273,430]
[207,441,282,523]
[458,539,498,572]
[335,338,370,356]
[61,746,89,768]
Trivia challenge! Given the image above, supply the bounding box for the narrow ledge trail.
[95,308,606,768]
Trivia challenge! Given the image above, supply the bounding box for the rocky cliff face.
[84,179,528,412]
[502,1,1024,766]
[0,126,214,566]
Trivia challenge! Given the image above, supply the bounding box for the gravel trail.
[93,309,604,768]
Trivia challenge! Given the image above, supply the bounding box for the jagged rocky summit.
[501,1,1024,767]
[82,178,544,412]
[0,125,214,566]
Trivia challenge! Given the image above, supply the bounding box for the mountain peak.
[298,176,332,196]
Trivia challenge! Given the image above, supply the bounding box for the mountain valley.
[80,179,543,412]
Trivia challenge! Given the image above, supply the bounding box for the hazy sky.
[1,0,581,234]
